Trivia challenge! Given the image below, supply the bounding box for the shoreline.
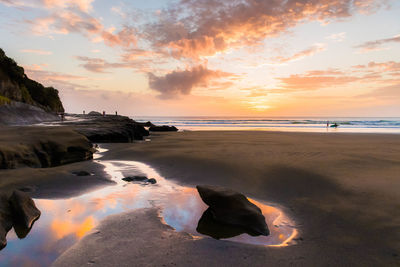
[176,128,400,134]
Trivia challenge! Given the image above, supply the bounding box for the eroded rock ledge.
[0,126,94,169]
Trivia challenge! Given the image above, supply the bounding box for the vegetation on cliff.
[0,48,64,113]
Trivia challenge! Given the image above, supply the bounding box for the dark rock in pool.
[149,125,178,132]
[9,190,41,230]
[196,185,269,236]
[72,171,91,176]
[197,208,261,239]
[122,176,148,182]
[147,178,157,184]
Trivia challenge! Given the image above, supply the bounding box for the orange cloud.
[367,61,400,72]
[272,44,326,64]
[145,0,385,59]
[27,10,136,48]
[0,0,94,12]
[51,216,96,239]
[43,0,94,12]
[276,61,400,92]
[278,75,360,91]
[359,83,400,100]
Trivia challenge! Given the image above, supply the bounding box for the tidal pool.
[0,149,297,266]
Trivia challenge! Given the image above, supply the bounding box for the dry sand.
[74,131,399,266]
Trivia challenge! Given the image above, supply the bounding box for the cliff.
[0,48,64,113]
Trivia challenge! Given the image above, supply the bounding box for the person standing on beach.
[327,121,329,127]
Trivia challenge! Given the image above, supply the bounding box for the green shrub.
[0,48,64,112]
[0,94,11,105]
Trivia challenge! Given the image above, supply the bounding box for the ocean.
[131,117,400,133]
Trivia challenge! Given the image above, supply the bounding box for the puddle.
[0,150,296,266]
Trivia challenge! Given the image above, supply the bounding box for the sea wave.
[132,117,400,133]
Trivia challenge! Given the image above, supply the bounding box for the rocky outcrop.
[149,125,178,132]
[0,190,40,249]
[72,115,149,142]
[0,101,60,125]
[0,48,64,113]
[88,111,102,116]
[196,185,269,236]
[0,126,94,169]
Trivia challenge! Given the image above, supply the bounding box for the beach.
[1,1,400,265]
[2,130,397,266]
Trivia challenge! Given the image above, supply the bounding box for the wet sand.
[2,131,400,266]
[84,131,400,266]
[0,160,114,199]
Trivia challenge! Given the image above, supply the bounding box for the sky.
[0,0,399,117]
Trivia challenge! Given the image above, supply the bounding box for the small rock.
[18,186,36,193]
[122,176,148,182]
[72,171,91,176]
[147,178,157,184]
[149,125,178,132]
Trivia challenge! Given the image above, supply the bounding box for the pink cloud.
[75,55,155,73]
[20,49,53,55]
[355,34,400,53]
[75,56,131,73]
[148,65,232,98]
[23,67,88,92]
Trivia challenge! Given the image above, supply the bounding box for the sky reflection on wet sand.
[0,151,296,266]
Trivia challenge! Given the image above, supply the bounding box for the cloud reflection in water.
[0,159,296,266]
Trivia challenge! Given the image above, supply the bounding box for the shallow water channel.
[0,149,297,266]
